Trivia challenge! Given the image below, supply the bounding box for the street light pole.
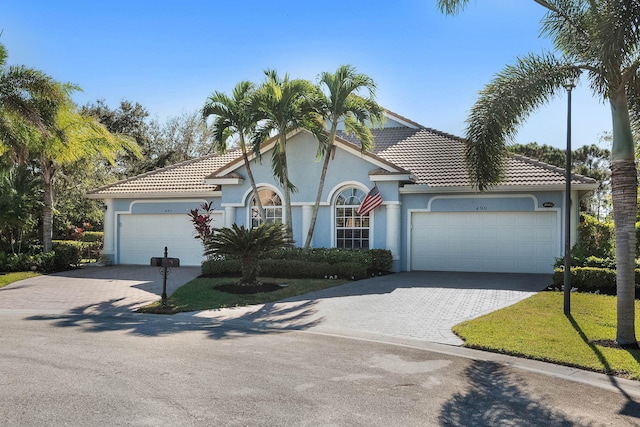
[564,77,576,316]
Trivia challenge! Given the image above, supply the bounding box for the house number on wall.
[164,209,173,213]
[475,206,488,211]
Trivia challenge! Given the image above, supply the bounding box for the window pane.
[335,187,371,252]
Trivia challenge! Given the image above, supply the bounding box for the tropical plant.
[203,81,266,222]
[0,164,42,253]
[0,42,67,159]
[251,70,326,236]
[7,98,141,252]
[188,202,215,243]
[438,0,640,346]
[204,223,293,285]
[304,65,384,248]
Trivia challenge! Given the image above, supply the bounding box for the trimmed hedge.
[201,258,368,280]
[262,248,392,275]
[201,247,390,280]
[82,231,104,243]
[201,258,242,276]
[552,267,640,297]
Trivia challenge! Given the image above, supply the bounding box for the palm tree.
[303,65,384,248]
[203,81,266,223]
[438,0,640,346]
[0,42,67,161]
[251,69,325,236]
[17,99,140,252]
[204,223,293,285]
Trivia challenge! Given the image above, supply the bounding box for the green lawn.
[453,292,640,380]
[139,276,349,314]
[0,271,41,288]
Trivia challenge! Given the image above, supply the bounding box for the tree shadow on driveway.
[282,271,552,303]
[25,297,322,340]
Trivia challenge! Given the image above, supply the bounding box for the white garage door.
[118,213,223,266]
[410,211,558,273]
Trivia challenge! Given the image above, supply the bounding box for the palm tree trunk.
[242,152,266,223]
[239,135,266,223]
[279,137,293,238]
[304,142,333,248]
[41,158,56,253]
[610,92,638,347]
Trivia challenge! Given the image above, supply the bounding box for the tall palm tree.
[303,65,384,248]
[31,99,140,252]
[251,69,325,237]
[438,0,640,346]
[0,42,67,161]
[203,81,266,222]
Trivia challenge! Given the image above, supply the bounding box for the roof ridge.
[383,109,426,129]
[417,126,463,142]
[511,153,597,183]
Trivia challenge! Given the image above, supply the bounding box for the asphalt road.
[1,311,639,426]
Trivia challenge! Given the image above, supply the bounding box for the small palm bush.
[204,223,293,285]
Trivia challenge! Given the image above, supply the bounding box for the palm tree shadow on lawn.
[25,297,322,340]
[567,314,640,417]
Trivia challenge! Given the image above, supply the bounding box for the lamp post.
[563,76,577,316]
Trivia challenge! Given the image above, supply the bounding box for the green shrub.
[0,251,57,273]
[574,214,614,259]
[552,267,640,296]
[258,259,368,280]
[82,231,104,243]
[201,258,241,276]
[51,240,83,271]
[201,257,369,280]
[262,248,392,274]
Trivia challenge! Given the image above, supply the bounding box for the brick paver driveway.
[0,265,201,313]
[190,271,552,346]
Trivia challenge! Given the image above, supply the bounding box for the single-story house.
[87,110,597,273]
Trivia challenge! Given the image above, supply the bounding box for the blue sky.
[3,0,611,149]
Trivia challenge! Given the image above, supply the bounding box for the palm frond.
[465,52,579,190]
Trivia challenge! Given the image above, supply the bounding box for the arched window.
[251,188,282,228]
[335,187,370,249]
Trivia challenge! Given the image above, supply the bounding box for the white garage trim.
[115,199,222,266]
[407,195,561,274]
[117,212,223,266]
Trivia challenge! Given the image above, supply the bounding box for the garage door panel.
[118,213,222,266]
[411,211,558,274]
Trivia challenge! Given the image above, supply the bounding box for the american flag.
[357,186,383,216]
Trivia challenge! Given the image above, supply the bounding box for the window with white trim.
[335,187,370,249]
[251,188,282,228]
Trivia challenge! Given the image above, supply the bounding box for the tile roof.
[89,115,596,197]
[87,150,242,197]
[338,127,596,188]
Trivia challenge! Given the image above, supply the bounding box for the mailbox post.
[150,247,180,309]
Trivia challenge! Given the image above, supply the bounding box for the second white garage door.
[118,213,223,266]
[410,211,558,274]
